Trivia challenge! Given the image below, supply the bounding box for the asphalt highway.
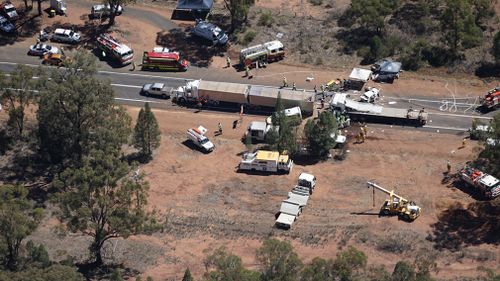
[0,59,496,134]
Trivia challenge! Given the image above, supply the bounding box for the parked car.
[371,59,402,83]
[50,28,80,44]
[42,53,66,66]
[90,4,123,18]
[141,83,171,99]
[0,1,18,21]
[192,19,228,46]
[0,15,14,33]
[28,43,59,56]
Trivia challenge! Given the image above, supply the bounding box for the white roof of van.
[54,28,71,35]
[284,107,301,117]
[249,121,267,131]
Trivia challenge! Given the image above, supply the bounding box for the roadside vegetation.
[0,52,163,279]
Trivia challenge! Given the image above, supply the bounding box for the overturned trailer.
[330,93,428,126]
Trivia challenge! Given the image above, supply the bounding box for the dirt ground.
[112,107,500,279]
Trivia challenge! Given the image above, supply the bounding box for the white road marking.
[114,97,166,104]
[429,112,492,119]
[423,125,468,131]
[110,83,142,89]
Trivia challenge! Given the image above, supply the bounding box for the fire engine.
[479,87,500,112]
[96,33,134,66]
[141,51,188,71]
[239,40,285,68]
[459,165,500,199]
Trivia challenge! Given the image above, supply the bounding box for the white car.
[50,28,80,44]
[28,43,59,56]
[141,83,171,99]
[360,87,380,103]
[90,4,123,18]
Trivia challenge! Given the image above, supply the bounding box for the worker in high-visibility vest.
[447,160,451,173]
[226,56,231,68]
[283,76,288,88]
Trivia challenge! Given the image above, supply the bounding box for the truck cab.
[0,2,18,21]
[297,173,316,193]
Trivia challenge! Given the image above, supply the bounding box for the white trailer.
[245,121,278,141]
[275,201,301,229]
[238,150,293,173]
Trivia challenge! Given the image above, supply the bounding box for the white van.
[187,126,214,153]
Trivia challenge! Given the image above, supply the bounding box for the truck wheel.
[178,97,186,104]
[162,94,167,99]
[403,214,411,221]
[381,209,390,216]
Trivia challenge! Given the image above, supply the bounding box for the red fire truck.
[96,34,134,66]
[480,87,500,112]
[141,51,188,71]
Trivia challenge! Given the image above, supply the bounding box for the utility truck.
[245,121,277,142]
[240,40,285,68]
[459,166,500,199]
[275,173,316,229]
[96,33,134,66]
[186,126,214,153]
[238,150,293,173]
[367,181,421,221]
[0,1,17,20]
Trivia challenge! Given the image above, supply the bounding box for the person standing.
[283,76,288,88]
[245,65,250,77]
[446,160,451,174]
[226,56,231,68]
[218,122,223,135]
[292,82,297,91]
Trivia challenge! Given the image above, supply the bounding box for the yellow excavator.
[367,181,421,221]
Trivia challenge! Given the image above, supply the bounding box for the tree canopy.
[304,111,338,158]
[55,150,156,266]
[0,185,43,271]
[256,239,303,281]
[133,103,161,162]
[37,50,131,166]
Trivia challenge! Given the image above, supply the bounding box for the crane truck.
[366,181,421,221]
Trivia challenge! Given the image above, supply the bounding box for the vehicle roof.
[249,121,267,131]
[299,173,315,182]
[264,40,283,50]
[479,174,499,187]
[284,107,301,116]
[276,213,295,225]
[349,67,372,81]
[256,150,279,161]
[152,83,165,89]
[153,46,170,53]
[286,194,309,206]
[280,201,300,215]
[0,15,7,22]
[375,59,402,73]
[54,28,72,35]
[3,3,14,8]
[145,51,180,60]
[196,20,215,30]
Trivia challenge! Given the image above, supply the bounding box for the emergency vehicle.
[238,150,293,173]
[480,87,500,111]
[141,51,188,71]
[186,126,214,153]
[239,40,285,68]
[96,33,134,66]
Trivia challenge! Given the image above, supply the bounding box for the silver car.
[192,20,228,46]
[141,83,171,99]
[50,28,80,44]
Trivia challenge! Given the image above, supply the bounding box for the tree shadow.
[475,62,500,78]
[427,201,500,251]
[334,27,373,55]
[292,155,320,166]
[0,12,42,46]
[156,26,227,68]
[76,262,140,281]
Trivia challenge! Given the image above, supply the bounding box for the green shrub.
[241,30,257,45]
[309,0,323,5]
[258,11,274,27]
